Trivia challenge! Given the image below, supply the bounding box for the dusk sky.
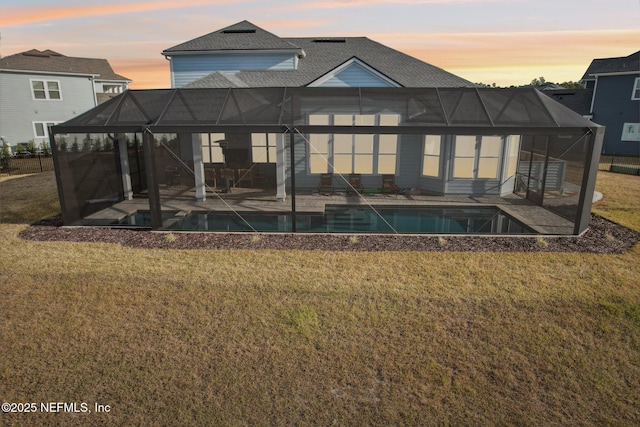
[2,0,639,89]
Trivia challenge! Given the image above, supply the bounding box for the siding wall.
[316,63,395,88]
[0,71,96,147]
[592,74,640,155]
[171,54,297,88]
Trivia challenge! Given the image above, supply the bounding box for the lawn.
[0,171,639,426]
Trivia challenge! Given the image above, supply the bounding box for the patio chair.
[381,174,399,197]
[347,174,364,195]
[318,173,334,195]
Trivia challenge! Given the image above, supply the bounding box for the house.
[0,49,130,152]
[539,88,594,119]
[580,50,640,155]
[47,22,604,236]
[161,20,474,89]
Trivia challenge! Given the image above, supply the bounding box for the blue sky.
[2,0,639,88]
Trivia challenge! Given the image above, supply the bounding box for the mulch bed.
[17,214,639,253]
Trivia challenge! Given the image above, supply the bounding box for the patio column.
[191,134,206,201]
[116,134,133,200]
[276,133,286,202]
[142,130,162,230]
[575,126,605,235]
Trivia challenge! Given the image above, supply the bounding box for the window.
[307,113,399,174]
[477,136,502,179]
[505,135,521,178]
[378,135,398,174]
[453,136,476,178]
[31,80,61,100]
[422,135,441,177]
[452,135,504,179]
[309,115,330,173]
[200,133,225,163]
[633,77,640,100]
[251,133,277,163]
[33,122,57,140]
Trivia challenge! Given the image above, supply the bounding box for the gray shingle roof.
[0,49,130,81]
[162,20,302,53]
[581,50,640,80]
[540,88,594,116]
[181,29,473,88]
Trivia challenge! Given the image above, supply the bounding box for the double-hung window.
[33,122,57,140]
[422,135,441,177]
[452,135,503,179]
[31,80,61,100]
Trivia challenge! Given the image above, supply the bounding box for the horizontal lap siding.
[172,54,296,88]
[444,179,502,196]
[518,161,567,192]
[318,64,395,87]
[0,72,96,145]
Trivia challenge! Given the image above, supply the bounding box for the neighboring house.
[161,20,473,89]
[0,49,130,152]
[580,50,640,155]
[539,88,594,119]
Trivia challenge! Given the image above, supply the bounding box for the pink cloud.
[3,1,243,27]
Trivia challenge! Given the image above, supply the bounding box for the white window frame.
[251,133,277,163]
[451,135,504,180]
[632,77,640,100]
[30,79,62,101]
[200,133,225,163]
[306,113,400,175]
[32,121,58,140]
[421,135,442,178]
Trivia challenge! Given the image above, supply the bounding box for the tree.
[39,141,51,156]
[1,141,11,160]
[530,76,547,86]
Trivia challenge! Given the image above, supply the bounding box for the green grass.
[0,171,639,426]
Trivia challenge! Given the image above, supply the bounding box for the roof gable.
[162,20,302,54]
[581,50,640,79]
[0,49,130,81]
[308,57,401,87]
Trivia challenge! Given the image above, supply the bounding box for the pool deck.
[82,185,577,234]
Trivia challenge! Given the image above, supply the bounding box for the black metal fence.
[0,155,55,176]
[599,154,640,176]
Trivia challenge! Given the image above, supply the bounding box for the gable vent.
[312,39,346,43]
[221,29,257,34]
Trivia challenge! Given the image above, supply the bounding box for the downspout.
[164,54,175,89]
[90,76,98,106]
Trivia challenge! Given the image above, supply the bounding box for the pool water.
[167,205,536,234]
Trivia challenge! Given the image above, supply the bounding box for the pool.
[167,205,536,234]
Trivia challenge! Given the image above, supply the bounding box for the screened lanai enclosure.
[50,87,604,235]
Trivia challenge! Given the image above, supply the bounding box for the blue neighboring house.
[580,50,640,155]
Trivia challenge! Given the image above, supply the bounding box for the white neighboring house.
[0,49,130,153]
